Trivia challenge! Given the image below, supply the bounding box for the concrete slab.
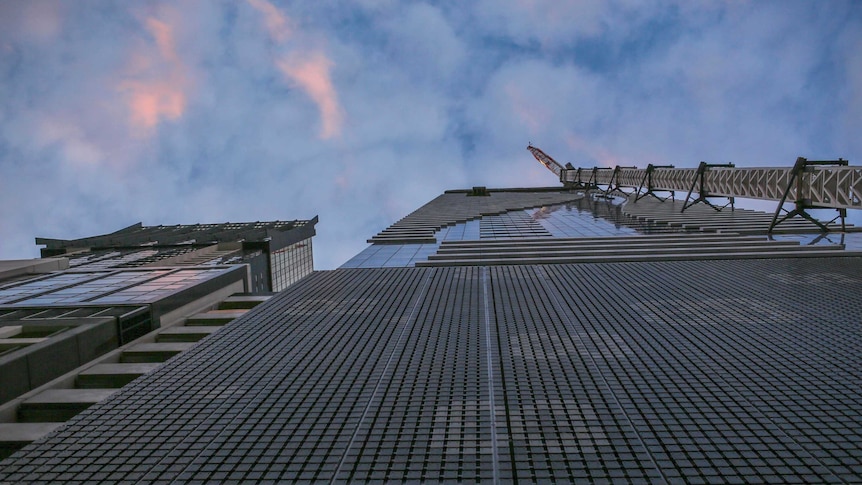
[0,422,65,459]
[0,326,23,339]
[0,337,46,345]
[0,258,68,280]
[0,355,30,406]
[0,422,64,442]
[120,342,195,363]
[157,326,221,342]
[218,295,271,310]
[18,389,117,422]
[21,388,117,405]
[76,363,161,389]
[186,310,247,326]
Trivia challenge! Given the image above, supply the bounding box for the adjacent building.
[0,219,316,459]
[37,219,317,292]
[1,188,862,483]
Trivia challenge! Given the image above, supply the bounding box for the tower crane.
[527,145,862,232]
[527,145,564,178]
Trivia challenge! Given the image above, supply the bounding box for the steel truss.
[556,162,862,212]
[527,146,861,231]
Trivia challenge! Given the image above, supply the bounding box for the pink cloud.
[246,0,294,42]
[118,15,190,135]
[145,17,180,65]
[247,0,345,139]
[277,53,344,139]
[120,80,186,131]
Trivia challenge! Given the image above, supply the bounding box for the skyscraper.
[1,184,861,483]
[0,219,316,459]
[37,219,317,292]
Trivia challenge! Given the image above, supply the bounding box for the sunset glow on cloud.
[118,16,189,135]
[277,53,344,139]
[246,0,294,42]
[120,78,185,131]
[247,0,344,139]
[0,1,859,270]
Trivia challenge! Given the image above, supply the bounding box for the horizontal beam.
[560,164,862,210]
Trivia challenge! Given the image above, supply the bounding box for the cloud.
[472,0,613,46]
[462,57,624,177]
[504,83,551,135]
[0,2,64,44]
[118,14,190,135]
[1,1,861,270]
[277,53,344,139]
[246,0,294,42]
[837,21,862,156]
[247,0,344,139]
[378,3,465,82]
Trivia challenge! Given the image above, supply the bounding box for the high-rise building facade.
[0,219,317,459]
[37,219,317,292]
[1,188,861,483]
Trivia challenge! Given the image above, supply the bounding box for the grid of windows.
[270,238,313,291]
[771,232,862,250]
[0,272,109,304]
[342,196,697,269]
[341,244,439,268]
[337,267,493,482]
[3,258,861,482]
[68,249,160,269]
[481,212,552,238]
[536,204,639,238]
[489,264,663,482]
[90,269,226,303]
[41,220,310,253]
[440,219,481,241]
[532,197,693,238]
[13,270,172,305]
[540,260,862,483]
[0,268,231,306]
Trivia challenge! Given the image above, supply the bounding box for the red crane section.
[527,145,564,178]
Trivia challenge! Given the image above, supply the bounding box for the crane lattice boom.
[528,146,862,211]
[527,145,563,177]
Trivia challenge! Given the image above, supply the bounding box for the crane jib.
[527,146,861,212]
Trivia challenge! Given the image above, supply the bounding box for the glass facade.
[0,272,109,304]
[3,259,861,482]
[68,249,161,269]
[37,218,318,292]
[3,189,861,483]
[0,268,234,306]
[343,196,693,269]
[340,243,439,268]
[270,238,313,291]
[90,269,228,304]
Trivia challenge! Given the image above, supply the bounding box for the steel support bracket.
[603,166,637,198]
[586,167,608,193]
[768,157,849,233]
[681,162,735,213]
[563,165,587,190]
[634,164,675,203]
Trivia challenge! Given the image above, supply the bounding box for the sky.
[1,1,860,269]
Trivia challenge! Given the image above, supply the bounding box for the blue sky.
[1,1,860,269]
